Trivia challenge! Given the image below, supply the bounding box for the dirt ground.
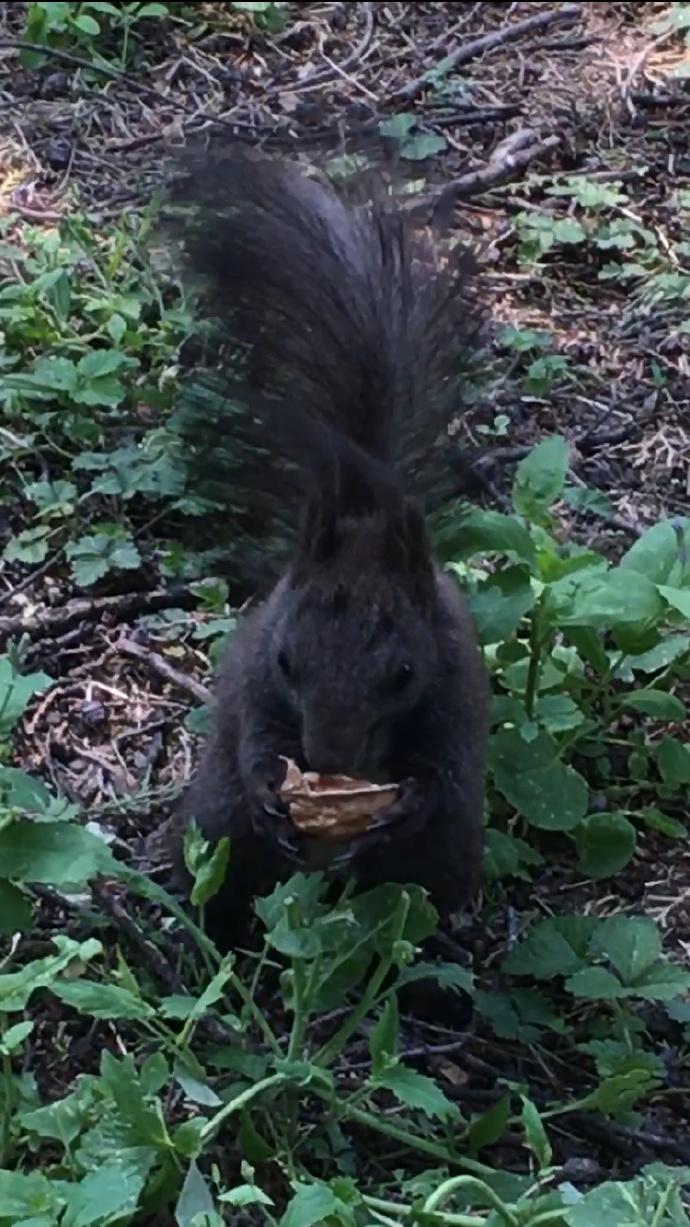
[2,0,690,1202]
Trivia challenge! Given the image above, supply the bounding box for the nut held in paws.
[278,757,398,842]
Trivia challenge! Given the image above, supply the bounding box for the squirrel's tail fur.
[164,143,486,573]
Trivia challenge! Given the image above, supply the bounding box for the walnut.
[278,757,397,842]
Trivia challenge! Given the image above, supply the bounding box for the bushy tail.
[162,141,487,584]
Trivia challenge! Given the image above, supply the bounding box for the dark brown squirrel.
[162,143,490,951]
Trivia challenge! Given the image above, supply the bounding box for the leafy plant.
[21,1,177,69]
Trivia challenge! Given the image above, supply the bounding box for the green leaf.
[579,1069,661,1118]
[0,820,114,886]
[3,525,51,564]
[655,737,690,787]
[475,987,562,1043]
[566,966,628,1000]
[591,916,660,985]
[512,435,569,522]
[619,688,686,720]
[60,1155,150,1226]
[374,1064,456,1120]
[0,937,102,1012]
[503,917,598,979]
[468,565,535,644]
[0,879,33,934]
[620,517,690,585]
[0,1170,63,1219]
[77,349,133,379]
[280,1183,339,1227]
[658,583,690,620]
[401,131,448,160]
[468,1095,511,1154]
[0,657,53,736]
[52,980,156,1021]
[491,728,589,831]
[535,694,585,733]
[572,812,637,879]
[521,1097,552,1169]
[547,567,663,630]
[176,1160,215,1227]
[435,507,536,566]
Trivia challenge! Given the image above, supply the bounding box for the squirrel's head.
[269,499,440,778]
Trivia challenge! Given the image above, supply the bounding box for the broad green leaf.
[475,988,562,1043]
[572,813,637,879]
[435,507,536,566]
[401,132,447,160]
[468,565,535,644]
[590,916,660,984]
[565,1176,674,1227]
[578,1069,661,1118]
[503,917,598,979]
[624,635,690,675]
[280,1183,339,1227]
[620,517,690,585]
[0,657,53,735]
[512,435,569,521]
[77,349,133,379]
[0,1170,63,1219]
[396,960,474,994]
[658,583,690,620]
[491,728,589,831]
[547,567,663,630]
[374,1064,456,1120]
[0,821,114,886]
[52,980,156,1021]
[60,1155,152,1227]
[536,694,585,733]
[468,1095,511,1154]
[566,966,627,1000]
[619,688,685,720]
[0,937,102,1012]
[0,878,33,934]
[175,1160,215,1227]
[2,525,51,564]
[655,737,690,787]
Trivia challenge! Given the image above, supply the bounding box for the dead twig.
[427,130,562,219]
[394,5,581,103]
[117,635,212,706]
[0,586,200,647]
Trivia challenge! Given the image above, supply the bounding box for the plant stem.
[424,1175,520,1226]
[525,597,544,720]
[314,893,410,1067]
[199,1073,287,1145]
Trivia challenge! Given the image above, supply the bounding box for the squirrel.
[161,143,490,951]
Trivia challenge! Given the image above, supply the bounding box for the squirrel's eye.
[277,650,292,680]
[390,662,413,694]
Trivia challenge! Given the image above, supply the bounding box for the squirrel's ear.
[386,502,435,600]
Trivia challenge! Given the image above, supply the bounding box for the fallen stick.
[0,586,199,647]
[117,635,213,706]
[394,5,582,103]
[415,129,561,223]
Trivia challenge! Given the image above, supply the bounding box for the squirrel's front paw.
[249,777,304,864]
[331,778,432,874]
[367,777,431,842]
